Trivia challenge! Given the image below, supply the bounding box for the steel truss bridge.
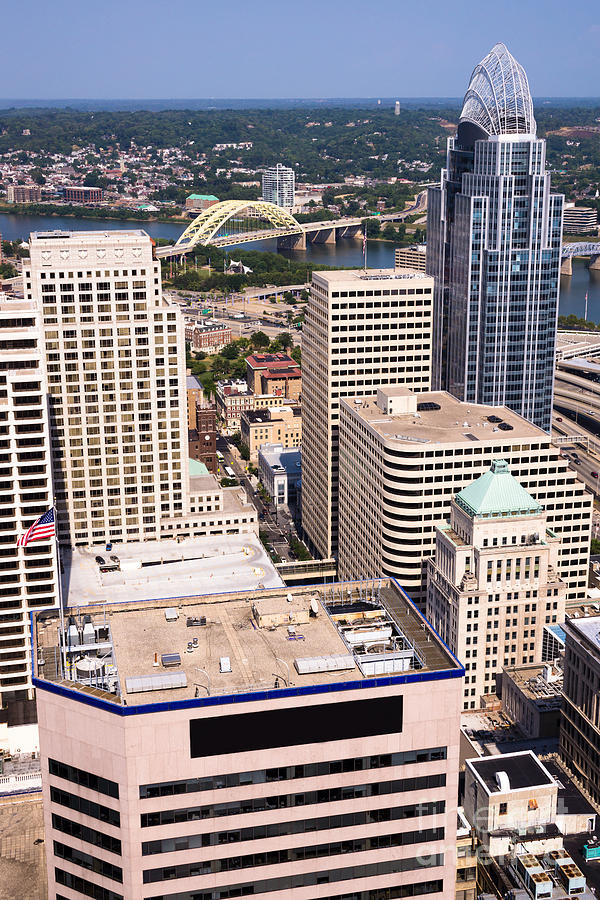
[560,242,600,276]
[155,200,364,259]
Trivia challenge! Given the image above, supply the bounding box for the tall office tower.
[560,614,600,806]
[0,292,58,702]
[338,387,592,608]
[302,268,434,559]
[427,43,562,432]
[24,231,188,547]
[261,163,295,208]
[426,460,567,709]
[34,578,463,900]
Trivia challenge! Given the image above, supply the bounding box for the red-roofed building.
[260,367,302,401]
[245,352,300,394]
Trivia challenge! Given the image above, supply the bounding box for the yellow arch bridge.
[155,200,364,258]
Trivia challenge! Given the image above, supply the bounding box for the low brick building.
[246,352,300,393]
[185,321,232,354]
[185,193,219,211]
[63,186,104,203]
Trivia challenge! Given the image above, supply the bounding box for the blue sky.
[5,0,599,99]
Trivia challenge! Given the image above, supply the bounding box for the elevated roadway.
[155,191,429,259]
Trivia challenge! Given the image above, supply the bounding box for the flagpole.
[52,502,67,680]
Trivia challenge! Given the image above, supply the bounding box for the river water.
[0,211,598,319]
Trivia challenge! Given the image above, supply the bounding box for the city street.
[217,436,299,562]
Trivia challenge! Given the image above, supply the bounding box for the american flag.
[17,508,55,547]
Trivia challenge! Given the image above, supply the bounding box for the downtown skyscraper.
[427,43,563,432]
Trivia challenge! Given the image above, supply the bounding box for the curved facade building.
[427,43,562,433]
[337,388,592,610]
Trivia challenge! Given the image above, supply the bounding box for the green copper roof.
[189,458,210,476]
[187,193,219,201]
[455,459,542,519]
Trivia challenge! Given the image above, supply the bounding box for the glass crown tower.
[427,43,562,432]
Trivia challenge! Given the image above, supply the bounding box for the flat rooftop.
[313,267,433,285]
[556,331,600,360]
[34,579,463,709]
[61,533,282,607]
[342,391,543,445]
[461,709,559,758]
[503,662,563,704]
[30,229,148,241]
[567,614,600,651]
[468,751,556,793]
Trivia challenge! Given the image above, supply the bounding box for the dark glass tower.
[427,43,562,432]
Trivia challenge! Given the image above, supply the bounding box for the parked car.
[95,556,105,565]
[591,471,599,478]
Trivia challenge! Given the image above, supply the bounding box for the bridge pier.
[277,232,306,251]
[560,256,573,276]
[310,227,336,245]
[590,254,600,272]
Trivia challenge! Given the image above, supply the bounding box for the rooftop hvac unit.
[310,597,319,617]
[75,656,105,680]
[161,653,181,667]
[83,619,95,645]
[495,770,510,792]
[294,654,355,675]
[220,656,232,673]
[164,608,179,622]
[126,672,187,694]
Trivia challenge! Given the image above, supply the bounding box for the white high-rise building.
[426,460,567,708]
[25,230,188,547]
[261,164,295,208]
[337,386,592,609]
[0,291,58,701]
[301,268,434,560]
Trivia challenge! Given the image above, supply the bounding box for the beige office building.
[395,245,427,272]
[25,230,188,547]
[302,268,434,559]
[241,405,301,461]
[426,460,567,709]
[0,292,59,701]
[338,386,592,609]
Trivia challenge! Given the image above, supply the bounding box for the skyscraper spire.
[426,44,562,433]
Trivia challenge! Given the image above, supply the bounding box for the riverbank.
[0,201,187,226]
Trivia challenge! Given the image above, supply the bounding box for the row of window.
[142,800,446,855]
[141,773,447,828]
[54,841,122,882]
[144,856,444,900]
[144,832,445,882]
[139,746,447,799]
[55,869,122,900]
[52,813,121,855]
[49,758,119,799]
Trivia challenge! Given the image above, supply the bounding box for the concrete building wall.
[38,670,461,900]
[560,615,600,806]
[0,295,58,701]
[25,230,188,547]
[427,497,566,710]
[338,394,592,610]
[301,269,434,559]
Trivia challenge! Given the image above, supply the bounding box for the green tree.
[220,342,240,360]
[291,346,301,365]
[0,262,17,278]
[278,332,293,352]
[364,218,381,238]
[250,331,270,350]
